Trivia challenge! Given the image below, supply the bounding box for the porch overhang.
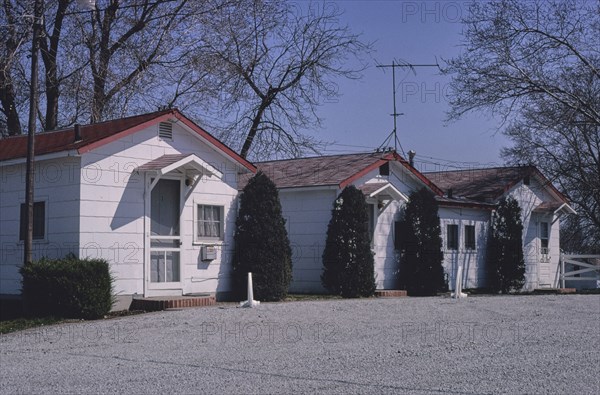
[136,154,223,192]
[533,201,576,216]
[136,154,222,178]
[359,182,409,202]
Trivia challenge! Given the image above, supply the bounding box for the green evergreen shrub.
[20,254,114,319]
[232,171,292,301]
[487,196,526,293]
[322,185,376,298]
[397,187,446,296]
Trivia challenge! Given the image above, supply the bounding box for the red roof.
[240,151,443,194]
[0,109,256,172]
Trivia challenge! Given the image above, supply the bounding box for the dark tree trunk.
[240,90,274,158]
[40,0,69,131]
[0,78,22,135]
[1,0,23,135]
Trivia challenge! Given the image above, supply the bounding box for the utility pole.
[24,0,44,265]
[376,60,439,154]
[23,0,96,265]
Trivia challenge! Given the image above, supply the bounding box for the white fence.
[560,254,600,288]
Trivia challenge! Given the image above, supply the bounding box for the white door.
[148,179,182,288]
[538,220,552,287]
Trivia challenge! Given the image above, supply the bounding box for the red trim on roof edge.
[172,112,256,173]
[339,159,388,189]
[76,109,255,173]
[339,152,444,195]
[387,152,444,196]
[77,112,175,155]
[494,166,569,204]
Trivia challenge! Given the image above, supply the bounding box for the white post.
[560,253,565,289]
[452,265,467,299]
[240,272,260,308]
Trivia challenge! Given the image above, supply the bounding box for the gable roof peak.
[0,109,256,172]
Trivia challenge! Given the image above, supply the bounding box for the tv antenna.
[376,59,439,155]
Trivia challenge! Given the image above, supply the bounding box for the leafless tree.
[195,1,370,159]
[444,0,599,252]
[77,0,194,123]
[1,0,211,132]
[1,0,369,160]
[0,0,30,136]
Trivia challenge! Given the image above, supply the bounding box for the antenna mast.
[376,60,439,154]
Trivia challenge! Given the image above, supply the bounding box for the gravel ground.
[1,295,599,394]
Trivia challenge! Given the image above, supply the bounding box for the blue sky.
[314,1,510,171]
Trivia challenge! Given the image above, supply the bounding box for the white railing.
[560,253,600,288]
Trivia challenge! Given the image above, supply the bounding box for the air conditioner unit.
[201,245,217,261]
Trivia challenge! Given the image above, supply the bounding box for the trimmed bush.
[20,254,114,319]
[397,187,446,296]
[232,171,292,301]
[487,196,526,293]
[322,185,376,298]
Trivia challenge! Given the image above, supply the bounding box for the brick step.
[130,295,216,311]
[375,290,407,298]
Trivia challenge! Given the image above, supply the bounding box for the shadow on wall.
[110,172,144,231]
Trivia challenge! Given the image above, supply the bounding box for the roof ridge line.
[256,151,383,164]
[424,165,528,173]
[2,109,176,138]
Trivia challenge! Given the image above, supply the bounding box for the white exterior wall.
[507,179,561,289]
[355,163,428,289]
[0,156,81,294]
[279,188,337,293]
[78,121,242,299]
[275,161,425,294]
[371,200,402,289]
[439,207,490,290]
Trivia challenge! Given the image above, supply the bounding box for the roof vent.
[158,122,173,140]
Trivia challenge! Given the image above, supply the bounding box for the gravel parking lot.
[1,295,599,394]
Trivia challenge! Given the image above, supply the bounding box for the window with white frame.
[540,222,549,254]
[196,204,224,240]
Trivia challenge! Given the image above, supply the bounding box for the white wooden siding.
[507,178,561,289]
[439,207,489,290]
[78,122,242,298]
[277,163,426,293]
[371,200,403,289]
[0,157,81,294]
[279,189,336,293]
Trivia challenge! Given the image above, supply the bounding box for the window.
[540,222,549,254]
[19,201,45,241]
[464,225,476,250]
[447,224,458,250]
[197,205,223,240]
